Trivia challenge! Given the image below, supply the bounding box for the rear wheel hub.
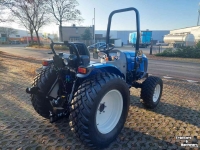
[99,102,106,113]
[96,90,123,134]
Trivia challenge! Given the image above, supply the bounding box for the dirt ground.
[0,51,200,150]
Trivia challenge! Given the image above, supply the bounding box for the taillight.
[42,60,49,66]
[78,67,87,74]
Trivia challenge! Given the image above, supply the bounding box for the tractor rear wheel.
[141,76,163,109]
[69,73,130,148]
[31,66,56,119]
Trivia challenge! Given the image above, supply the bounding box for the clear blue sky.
[2,0,200,33]
[76,0,200,31]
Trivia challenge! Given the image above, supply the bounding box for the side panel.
[124,51,148,75]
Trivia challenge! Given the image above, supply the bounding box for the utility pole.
[94,8,95,44]
[150,38,153,55]
[197,3,200,26]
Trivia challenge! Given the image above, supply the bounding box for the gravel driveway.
[0,51,199,150]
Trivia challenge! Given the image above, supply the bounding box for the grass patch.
[28,44,69,51]
[25,65,38,77]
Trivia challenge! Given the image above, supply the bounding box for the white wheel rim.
[153,84,161,102]
[96,90,123,134]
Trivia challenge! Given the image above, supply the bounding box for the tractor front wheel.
[69,73,130,148]
[141,76,163,109]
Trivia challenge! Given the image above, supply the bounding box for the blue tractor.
[26,7,163,149]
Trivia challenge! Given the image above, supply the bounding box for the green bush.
[156,47,200,58]
[196,41,200,49]
[156,48,175,57]
[54,45,69,50]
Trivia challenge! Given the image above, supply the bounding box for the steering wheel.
[97,43,115,53]
[97,43,115,61]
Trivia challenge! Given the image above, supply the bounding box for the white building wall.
[117,31,134,44]
[95,30,118,39]
[96,30,170,45]
[152,31,170,42]
[9,29,28,38]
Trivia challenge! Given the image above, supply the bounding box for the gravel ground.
[0,51,200,150]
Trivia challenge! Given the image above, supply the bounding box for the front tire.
[141,76,163,109]
[69,73,130,148]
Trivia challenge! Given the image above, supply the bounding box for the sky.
[1,0,200,34]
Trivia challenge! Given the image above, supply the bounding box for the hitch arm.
[26,87,40,94]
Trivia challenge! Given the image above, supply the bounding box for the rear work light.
[42,60,49,66]
[78,67,87,74]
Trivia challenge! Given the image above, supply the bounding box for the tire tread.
[141,76,163,109]
[31,66,56,118]
[69,73,127,148]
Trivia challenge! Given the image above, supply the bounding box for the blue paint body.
[123,51,148,73]
[77,51,148,81]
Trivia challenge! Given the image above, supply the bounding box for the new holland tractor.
[26,7,163,149]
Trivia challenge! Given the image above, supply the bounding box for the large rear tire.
[31,66,56,119]
[69,73,130,148]
[141,76,163,109]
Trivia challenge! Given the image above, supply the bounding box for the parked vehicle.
[10,40,21,44]
[129,31,152,48]
[87,42,106,51]
[26,7,163,149]
[156,42,169,46]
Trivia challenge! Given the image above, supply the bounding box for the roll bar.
[106,7,140,51]
[105,7,141,79]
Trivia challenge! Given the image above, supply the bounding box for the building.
[0,27,45,44]
[61,25,94,42]
[61,25,169,44]
[95,30,170,45]
[0,28,28,43]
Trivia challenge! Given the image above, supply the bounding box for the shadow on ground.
[0,51,41,64]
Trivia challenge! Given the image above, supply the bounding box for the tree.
[0,1,5,22]
[4,0,35,44]
[46,0,83,41]
[5,0,49,45]
[81,28,92,40]
[28,0,49,45]
[22,20,34,45]
[0,0,13,23]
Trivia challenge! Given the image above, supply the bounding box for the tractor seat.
[73,43,91,66]
[74,43,90,57]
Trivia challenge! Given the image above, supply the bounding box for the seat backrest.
[75,43,90,57]
[74,43,90,66]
